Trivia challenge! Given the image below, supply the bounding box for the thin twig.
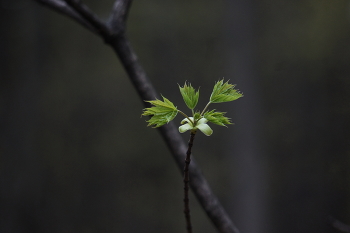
[34,0,97,33]
[158,123,240,233]
[183,132,196,233]
[63,0,111,38]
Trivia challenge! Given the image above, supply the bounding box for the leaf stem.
[184,131,196,233]
[178,110,194,125]
[200,102,212,116]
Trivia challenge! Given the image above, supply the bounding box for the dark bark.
[33,1,240,232]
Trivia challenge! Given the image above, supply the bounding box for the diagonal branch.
[34,0,97,34]
[34,1,240,232]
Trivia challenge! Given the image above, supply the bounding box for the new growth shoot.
[142,79,243,233]
[142,79,243,135]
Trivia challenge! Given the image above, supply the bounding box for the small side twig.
[63,0,111,38]
[34,0,97,33]
[183,131,196,233]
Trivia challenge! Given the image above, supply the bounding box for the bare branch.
[34,0,97,33]
[108,0,133,35]
[63,0,111,38]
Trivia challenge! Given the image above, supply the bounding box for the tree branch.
[34,0,97,34]
[34,1,240,232]
[108,0,133,35]
[63,0,110,38]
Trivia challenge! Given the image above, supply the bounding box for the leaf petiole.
[200,101,212,117]
[178,110,194,125]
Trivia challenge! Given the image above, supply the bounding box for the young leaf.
[142,96,178,127]
[203,110,232,126]
[179,82,199,110]
[210,79,243,103]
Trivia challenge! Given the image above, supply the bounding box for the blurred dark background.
[1,0,350,233]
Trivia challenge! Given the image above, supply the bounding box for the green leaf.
[210,79,243,103]
[179,82,200,109]
[142,96,178,127]
[203,110,232,126]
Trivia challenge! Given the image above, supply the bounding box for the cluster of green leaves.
[203,110,231,127]
[142,79,243,135]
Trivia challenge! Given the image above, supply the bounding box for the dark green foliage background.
[1,0,350,233]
